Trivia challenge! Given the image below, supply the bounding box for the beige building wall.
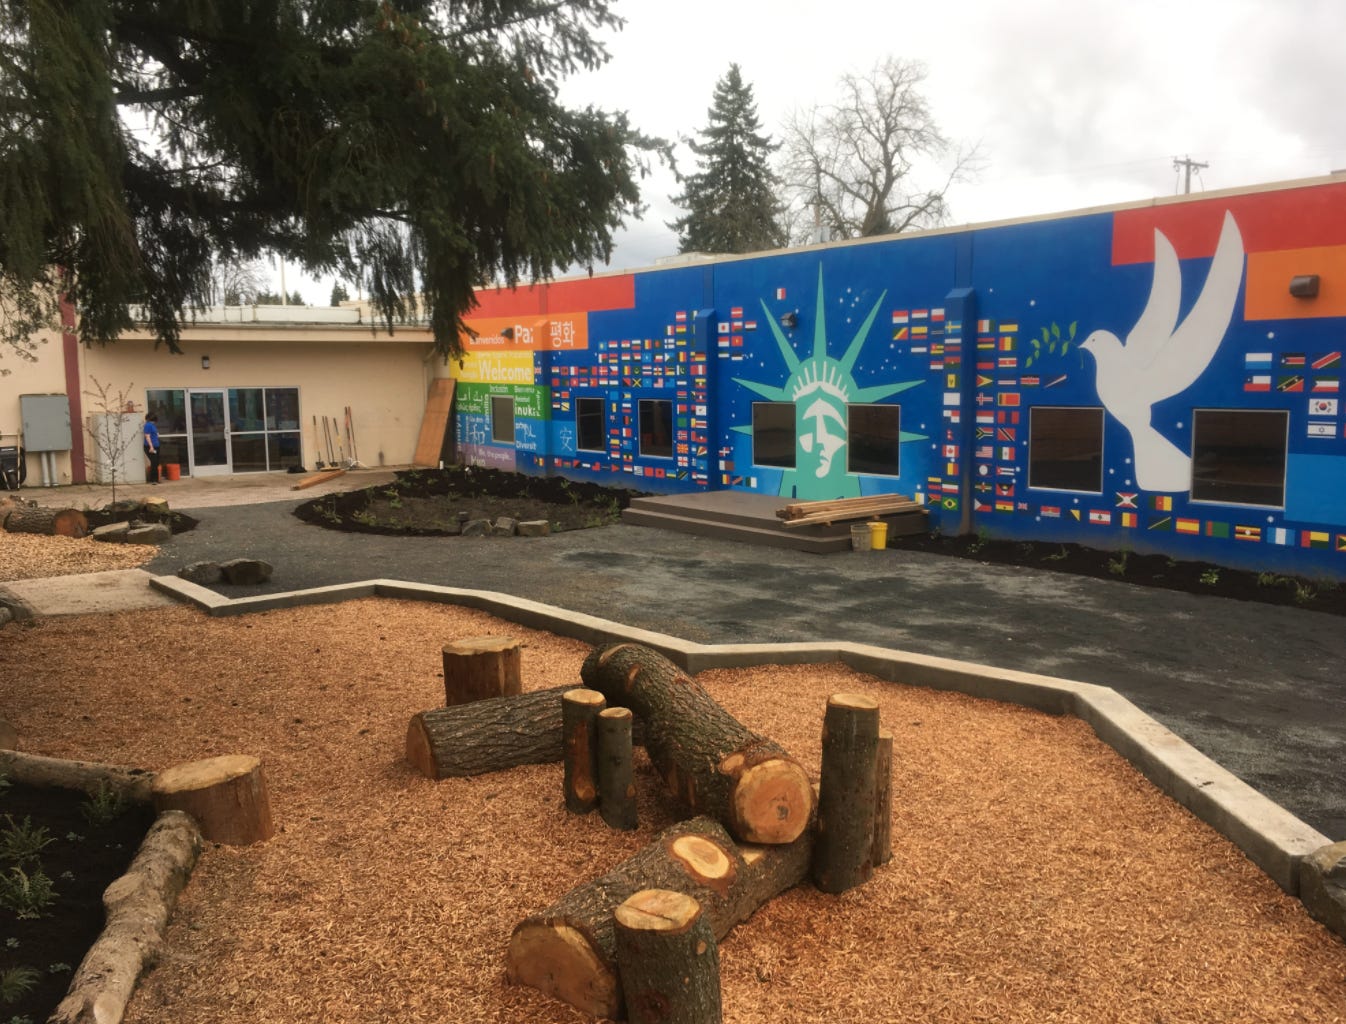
[0,327,76,485]
[84,326,435,473]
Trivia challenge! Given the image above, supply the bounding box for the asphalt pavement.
[133,486,1346,842]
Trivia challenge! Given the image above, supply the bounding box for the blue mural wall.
[454,178,1346,579]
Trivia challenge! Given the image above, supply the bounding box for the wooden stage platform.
[622,491,929,554]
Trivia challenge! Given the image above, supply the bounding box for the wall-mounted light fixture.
[1289,275,1320,298]
[201,355,211,370]
[779,311,799,329]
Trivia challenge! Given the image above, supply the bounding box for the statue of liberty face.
[732,266,923,500]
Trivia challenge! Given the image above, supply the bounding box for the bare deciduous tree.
[204,258,270,306]
[780,57,978,242]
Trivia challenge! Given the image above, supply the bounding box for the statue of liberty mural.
[733,266,923,499]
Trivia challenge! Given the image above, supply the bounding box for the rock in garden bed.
[292,465,643,536]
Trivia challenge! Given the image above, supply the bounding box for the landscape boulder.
[1300,841,1346,940]
[219,558,274,585]
[517,520,550,537]
[92,521,131,544]
[491,516,518,537]
[126,523,173,545]
[178,561,224,585]
[461,519,491,537]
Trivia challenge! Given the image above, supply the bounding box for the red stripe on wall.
[60,297,87,483]
[470,273,636,318]
[1111,181,1346,264]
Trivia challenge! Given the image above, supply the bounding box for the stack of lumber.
[776,494,922,528]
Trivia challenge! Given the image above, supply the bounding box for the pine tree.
[330,281,351,306]
[669,65,784,255]
[0,1,662,362]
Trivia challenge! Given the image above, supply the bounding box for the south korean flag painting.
[1308,397,1338,417]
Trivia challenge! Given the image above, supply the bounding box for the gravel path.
[139,496,1346,841]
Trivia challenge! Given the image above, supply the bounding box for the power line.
[1173,155,1209,194]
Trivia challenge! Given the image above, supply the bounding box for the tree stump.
[507,815,813,1019]
[150,754,274,845]
[615,890,721,1024]
[563,688,606,814]
[598,707,638,831]
[873,727,894,867]
[581,643,813,845]
[2,505,89,537]
[441,635,522,706]
[812,693,880,894]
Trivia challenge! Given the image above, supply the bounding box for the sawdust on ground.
[0,600,1342,1024]
[0,530,156,582]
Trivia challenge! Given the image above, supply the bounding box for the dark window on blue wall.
[639,399,673,458]
[491,395,515,444]
[1029,407,1104,493]
[1191,409,1287,507]
[848,404,900,476]
[577,398,605,452]
[752,402,795,467]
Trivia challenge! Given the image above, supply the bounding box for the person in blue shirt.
[143,413,161,484]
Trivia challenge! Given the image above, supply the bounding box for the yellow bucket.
[868,520,888,550]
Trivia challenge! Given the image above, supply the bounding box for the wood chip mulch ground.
[1,599,1342,1024]
[0,531,156,581]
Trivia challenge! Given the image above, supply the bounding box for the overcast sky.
[286,0,1346,301]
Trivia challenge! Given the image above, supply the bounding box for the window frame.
[846,403,901,477]
[1027,405,1105,494]
[490,395,516,444]
[1189,408,1289,509]
[751,401,796,468]
[576,397,606,453]
[638,398,674,459]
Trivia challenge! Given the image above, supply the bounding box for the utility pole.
[1173,155,1208,195]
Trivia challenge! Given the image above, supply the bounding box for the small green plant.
[967,526,990,554]
[1166,558,1179,568]
[1200,568,1221,586]
[80,781,127,827]
[0,772,9,795]
[0,866,56,920]
[0,817,53,865]
[3,938,16,950]
[1257,571,1290,588]
[1107,550,1129,577]
[5,1015,34,1024]
[1043,545,1069,562]
[0,967,39,1005]
[46,963,70,974]
[1292,581,1317,605]
[351,509,378,526]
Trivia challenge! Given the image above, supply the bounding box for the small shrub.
[0,966,39,1005]
[1107,550,1129,577]
[967,527,990,554]
[1200,568,1220,586]
[80,782,127,827]
[1043,545,1069,562]
[0,866,57,920]
[1293,582,1317,605]
[0,817,53,865]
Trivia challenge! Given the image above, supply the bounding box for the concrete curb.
[150,574,1330,897]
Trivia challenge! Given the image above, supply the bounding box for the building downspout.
[60,297,87,484]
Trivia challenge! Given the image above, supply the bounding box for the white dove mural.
[1081,211,1245,492]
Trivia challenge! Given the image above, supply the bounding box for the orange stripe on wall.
[1245,244,1346,320]
[470,274,636,318]
[1112,181,1346,264]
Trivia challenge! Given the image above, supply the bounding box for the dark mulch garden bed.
[0,784,154,1022]
[892,532,1346,616]
[293,466,644,536]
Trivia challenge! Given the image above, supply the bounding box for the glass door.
[188,389,231,476]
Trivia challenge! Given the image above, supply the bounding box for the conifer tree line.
[0,0,969,361]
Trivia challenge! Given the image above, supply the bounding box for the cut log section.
[563,688,606,814]
[441,635,522,706]
[49,810,202,1024]
[812,694,880,894]
[598,707,638,831]
[615,890,722,1024]
[2,505,89,537]
[150,754,275,845]
[873,727,894,867]
[0,750,155,803]
[406,685,646,779]
[581,643,812,845]
[507,815,813,1019]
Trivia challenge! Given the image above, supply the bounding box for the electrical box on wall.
[20,394,72,452]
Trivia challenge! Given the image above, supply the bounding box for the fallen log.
[407,685,646,779]
[581,643,813,845]
[2,504,89,537]
[507,814,813,1019]
[49,810,202,1024]
[615,890,722,1024]
[0,750,155,803]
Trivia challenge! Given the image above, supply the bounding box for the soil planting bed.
[0,784,154,1021]
[0,600,1341,1023]
[293,466,643,536]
